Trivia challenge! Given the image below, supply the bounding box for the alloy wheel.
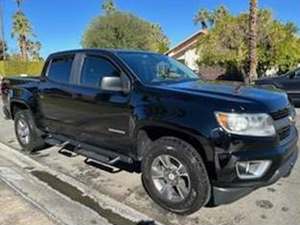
[151,154,191,202]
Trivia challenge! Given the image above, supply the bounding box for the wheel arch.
[136,125,214,170]
[10,100,31,119]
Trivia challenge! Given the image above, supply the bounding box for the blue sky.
[2,0,300,58]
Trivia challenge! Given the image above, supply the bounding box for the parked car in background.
[1,49,298,215]
[255,67,300,106]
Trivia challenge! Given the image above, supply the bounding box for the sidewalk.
[0,179,57,225]
[0,142,160,225]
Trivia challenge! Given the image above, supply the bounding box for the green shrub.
[0,61,4,76]
[0,60,44,77]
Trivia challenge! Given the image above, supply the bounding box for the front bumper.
[212,147,298,205]
[209,125,298,205]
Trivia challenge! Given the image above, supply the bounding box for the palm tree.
[11,11,32,61]
[194,9,211,30]
[102,0,116,15]
[16,0,23,10]
[0,2,5,60]
[0,41,7,60]
[194,6,228,30]
[213,5,229,24]
[247,0,258,83]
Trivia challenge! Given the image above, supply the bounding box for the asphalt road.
[0,99,299,225]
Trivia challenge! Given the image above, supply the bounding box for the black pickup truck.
[1,49,298,215]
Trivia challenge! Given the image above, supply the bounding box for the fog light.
[236,160,271,179]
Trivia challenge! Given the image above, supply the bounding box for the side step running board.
[59,148,78,158]
[57,141,70,151]
[84,158,121,173]
[44,134,134,167]
[77,149,121,165]
[44,136,61,146]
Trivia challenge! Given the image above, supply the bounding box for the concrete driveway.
[0,99,299,225]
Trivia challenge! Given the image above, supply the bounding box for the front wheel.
[14,109,46,152]
[141,137,211,215]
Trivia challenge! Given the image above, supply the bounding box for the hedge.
[0,60,44,77]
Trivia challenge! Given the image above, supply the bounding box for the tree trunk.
[247,0,258,84]
[19,35,27,61]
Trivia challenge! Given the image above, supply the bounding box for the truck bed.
[3,75,41,86]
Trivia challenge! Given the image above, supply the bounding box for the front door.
[68,53,133,154]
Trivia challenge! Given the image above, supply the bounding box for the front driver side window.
[80,56,120,87]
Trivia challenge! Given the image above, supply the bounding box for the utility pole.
[0,0,6,60]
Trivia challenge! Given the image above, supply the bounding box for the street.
[0,99,299,225]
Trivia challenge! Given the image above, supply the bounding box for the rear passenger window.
[80,56,120,87]
[48,57,74,83]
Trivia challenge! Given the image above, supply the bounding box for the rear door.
[38,54,80,138]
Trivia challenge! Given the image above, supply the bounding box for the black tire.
[14,109,46,152]
[141,137,211,215]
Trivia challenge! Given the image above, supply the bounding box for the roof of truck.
[48,48,160,58]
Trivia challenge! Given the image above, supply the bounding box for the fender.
[133,120,214,163]
[9,87,38,118]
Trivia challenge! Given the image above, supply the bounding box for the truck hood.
[161,80,289,112]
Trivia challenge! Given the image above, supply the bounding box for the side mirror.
[101,74,131,94]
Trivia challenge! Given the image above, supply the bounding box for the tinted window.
[48,57,74,83]
[80,56,120,87]
[117,52,199,84]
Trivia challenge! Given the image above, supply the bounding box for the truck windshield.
[117,52,200,84]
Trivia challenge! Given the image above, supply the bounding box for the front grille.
[270,108,289,120]
[270,107,292,142]
[278,125,291,141]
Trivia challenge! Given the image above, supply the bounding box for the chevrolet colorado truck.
[1,49,298,215]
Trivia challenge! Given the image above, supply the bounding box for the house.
[165,30,206,72]
[165,30,231,80]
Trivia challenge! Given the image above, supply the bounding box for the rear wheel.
[142,137,211,215]
[14,110,46,152]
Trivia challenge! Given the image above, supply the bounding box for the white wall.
[177,48,199,71]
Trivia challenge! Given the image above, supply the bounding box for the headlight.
[215,112,275,137]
